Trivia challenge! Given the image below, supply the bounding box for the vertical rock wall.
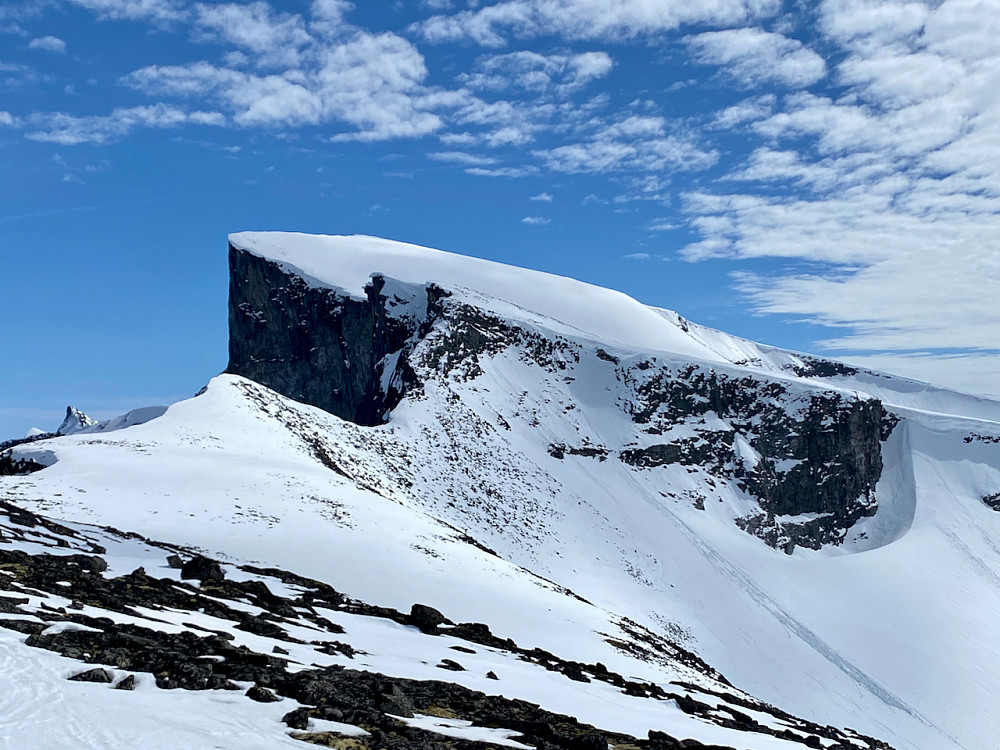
[226,245,415,425]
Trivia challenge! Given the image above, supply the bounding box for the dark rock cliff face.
[621,363,889,550]
[226,247,891,550]
[227,245,427,425]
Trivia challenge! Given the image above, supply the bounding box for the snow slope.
[5,232,1000,750]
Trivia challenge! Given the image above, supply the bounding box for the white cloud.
[712,94,775,129]
[124,31,444,140]
[684,0,1000,377]
[26,104,225,144]
[687,28,826,87]
[310,0,352,36]
[66,0,187,23]
[438,131,477,146]
[62,172,85,184]
[416,0,782,45]
[818,0,929,50]
[537,116,717,174]
[521,215,550,225]
[461,50,613,95]
[529,191,552,201]
[193,2,312,69]
[466,165,539,177]
[29,35,66,53]
[428,151,497,166]
[648,220,679,232]
[0,110,17,126]
[624,252,650,259]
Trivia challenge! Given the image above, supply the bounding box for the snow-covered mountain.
[3,231,1000,750]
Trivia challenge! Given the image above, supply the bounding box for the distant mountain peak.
[56,405,96,435]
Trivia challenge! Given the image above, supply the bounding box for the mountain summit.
[3,232,1000,750]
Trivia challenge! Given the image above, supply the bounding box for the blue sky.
[2,0,999,438]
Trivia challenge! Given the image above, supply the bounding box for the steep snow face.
[6,232,1000,750]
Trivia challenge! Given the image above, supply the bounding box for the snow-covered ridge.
[230,231,718,360]
[230,231,1000,424]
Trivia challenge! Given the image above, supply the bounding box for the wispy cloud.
[66,0,187,23]
[521,215,550,225]
[26,104,225,145]
[536,115,717,174]
[465,165,539,178]
[416,0,781,46]
[687,28,826,88]
[28,35,66,53]
[428,151,497,166]
[681,0,1000,396]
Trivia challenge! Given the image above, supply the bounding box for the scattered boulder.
[68,668,113,683]
[114,675,136,691]
[246,685,281,703]
[0,596,28,614]
[409,603,447,631]
[437,659,465,672]
[166,554,184,569]
[282,707,311,730]
[272,645,289,655]
[181,556,225,582]
[577,734,610,750]
[66,554,108,574]
[377,683,414,718]
[486,671,499,680]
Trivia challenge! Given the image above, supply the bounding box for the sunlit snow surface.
[5,232,1000,750]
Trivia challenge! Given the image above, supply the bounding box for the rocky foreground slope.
[4,232,1000,750]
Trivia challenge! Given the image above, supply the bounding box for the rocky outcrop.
[623,363,888,549]
[0,498,893,750]
[227,245,438,425]
[57,406,96,435]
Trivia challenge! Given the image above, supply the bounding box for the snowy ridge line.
[231,231,1000,427]
[0,500,885,750]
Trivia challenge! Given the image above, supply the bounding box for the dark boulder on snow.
[281,707,310,729]
[180,556,225,582]
[68,668,113,683]
[166,554,184,569]
[114,674,136,690]
[246,685,281,703]
[409,603,447,631]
